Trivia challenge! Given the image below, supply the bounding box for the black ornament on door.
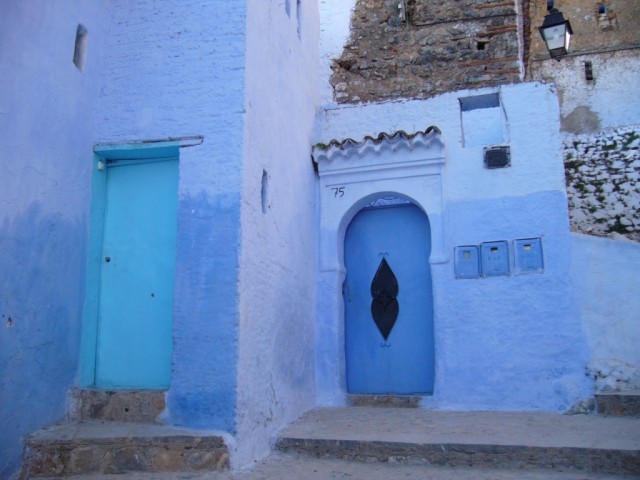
[370,258,399,340]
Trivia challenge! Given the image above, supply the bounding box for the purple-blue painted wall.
[1,1,250,475]
[0,2,108,477]
[88,0,249,433]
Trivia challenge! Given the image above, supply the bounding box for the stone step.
[596,390,640,416]
[21,422,229,478]
[30,453,638,480]
[70,389,165,424]
[275,407,640,476]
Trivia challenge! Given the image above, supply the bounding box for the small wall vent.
[483,146,511,169]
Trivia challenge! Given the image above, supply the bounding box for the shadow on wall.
[0,203,86,479]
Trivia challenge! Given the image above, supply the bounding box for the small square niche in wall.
[483,146,511,169]
[460,93,505,148]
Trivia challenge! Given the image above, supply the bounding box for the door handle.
[343,284,352,302]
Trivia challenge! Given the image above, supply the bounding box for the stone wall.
[330,0,521,104]
[563,125,640,242]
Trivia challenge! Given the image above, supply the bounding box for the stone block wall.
[564,126,640,242]
[330,0,521,104]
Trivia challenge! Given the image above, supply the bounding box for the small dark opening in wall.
[261,169,269,214]
[296,0,302,39]
[73,24,88,71]
[477,41,487,51]
[460,92,500,112]
[585,61,594,81]
[598,4,607,15]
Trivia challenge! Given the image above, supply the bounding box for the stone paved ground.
[37,453,639,480]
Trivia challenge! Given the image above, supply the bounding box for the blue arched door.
[344,203,434,394]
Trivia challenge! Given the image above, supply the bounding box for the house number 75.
[332,186,345,198]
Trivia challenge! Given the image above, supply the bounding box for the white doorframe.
[313,127,448,404]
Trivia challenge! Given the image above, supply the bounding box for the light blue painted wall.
[234,0,320,466]
[571,233,640,391]
[0,2,108,478]
[93,0,249,433]
[424,190,591,410]
[313,83,594,410]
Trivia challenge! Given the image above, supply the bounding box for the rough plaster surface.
[571,233,640,392]
[563,125,640,242]
[313,82,591,410]
[93,0,249,434]
[0,2,108,478]
[529,51,640,134]
[234,0,320,468]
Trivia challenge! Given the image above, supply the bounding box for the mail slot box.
[480,241,510,277]
[513,238,544,274]
[454,245,480,279]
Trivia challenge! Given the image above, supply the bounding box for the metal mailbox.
[480,241,510,277]
[513,237,544,274]
[454,245,480,279]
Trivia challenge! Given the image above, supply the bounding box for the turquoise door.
[344,203,434,394]
[95,158,178,389]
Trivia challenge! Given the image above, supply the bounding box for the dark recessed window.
[585,61,594,81]
[296,0,302,38]
[73,24,88,71]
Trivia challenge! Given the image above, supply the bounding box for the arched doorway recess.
[313,128,447,402]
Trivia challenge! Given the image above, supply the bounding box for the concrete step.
[275,407,640,476]
[21,422,229,478]
[596,390,640,417]
[70,389,165,424]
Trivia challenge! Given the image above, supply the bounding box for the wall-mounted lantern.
[538,4,573,60]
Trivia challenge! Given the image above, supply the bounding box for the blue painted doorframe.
[81,144,180,390]
[344,203,434,394]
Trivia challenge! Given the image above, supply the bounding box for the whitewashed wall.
[530,50,640,135]
[235,0,320,468]
[571,233,640,392]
